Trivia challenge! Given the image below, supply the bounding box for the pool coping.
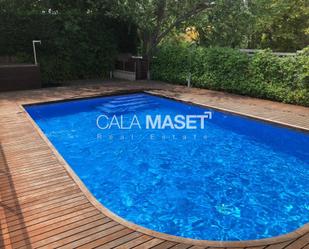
[20,88,309,248]
[23,89,309,134]
[146,91,309,134]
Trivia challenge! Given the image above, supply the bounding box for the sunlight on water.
[26,93,309,241]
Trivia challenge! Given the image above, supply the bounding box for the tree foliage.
[0,0,308,85]
[196,0,253,48]
[195,0,309,51]
[249,0,309,51]
[112,0,214,57]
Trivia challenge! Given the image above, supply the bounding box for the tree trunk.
[142,53,152,80]
[142,38,153,80]
[147,55,152,80]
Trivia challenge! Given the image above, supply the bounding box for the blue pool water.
[25,93,309,241]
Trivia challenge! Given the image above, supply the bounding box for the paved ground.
[0,80,308,249]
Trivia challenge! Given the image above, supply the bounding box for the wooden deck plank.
[0,171,68,188]
[0,81,308,249]
[263,241,294,249]
[1,176,71,198]
[5,210,101,246]
[52,224,126,248]
[6,212,103,247]
[1,185,81,214]
[2,184,79,206]
[3,192,84,220]
[187,246,205,249]
[5,197,90,226]
[1,188,82,215]
[5,195,87,225]
[3,203,92,235]
[113,234,154,249]
[169,244,192,249]
[28,217,112,248]
[89,231,143,249]
[284,233,309,249]
[132,238,165,249]
[245,246,266,249]
[151,241,178,249]
[0,163,66,176]
[3,206,97,241]
[75,228,136,249]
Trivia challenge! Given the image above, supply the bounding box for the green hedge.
[152,42,309,106]
[0,12,137,83]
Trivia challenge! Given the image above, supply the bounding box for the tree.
[192,0,308,51]
[112,0,215,78]
[249,0,309,51]
[0,0,113,14]
[195,0,254,48]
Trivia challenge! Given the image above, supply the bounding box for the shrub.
[0,12,137,83]
[152,42,190,84]
[151,42,309,106]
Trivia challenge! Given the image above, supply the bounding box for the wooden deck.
[0,80,308,249]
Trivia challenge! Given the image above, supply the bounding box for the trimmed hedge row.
[151,42,309,106]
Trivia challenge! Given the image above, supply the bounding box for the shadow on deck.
[0,142,31,248]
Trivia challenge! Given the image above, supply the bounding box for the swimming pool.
[25,92,309,241]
